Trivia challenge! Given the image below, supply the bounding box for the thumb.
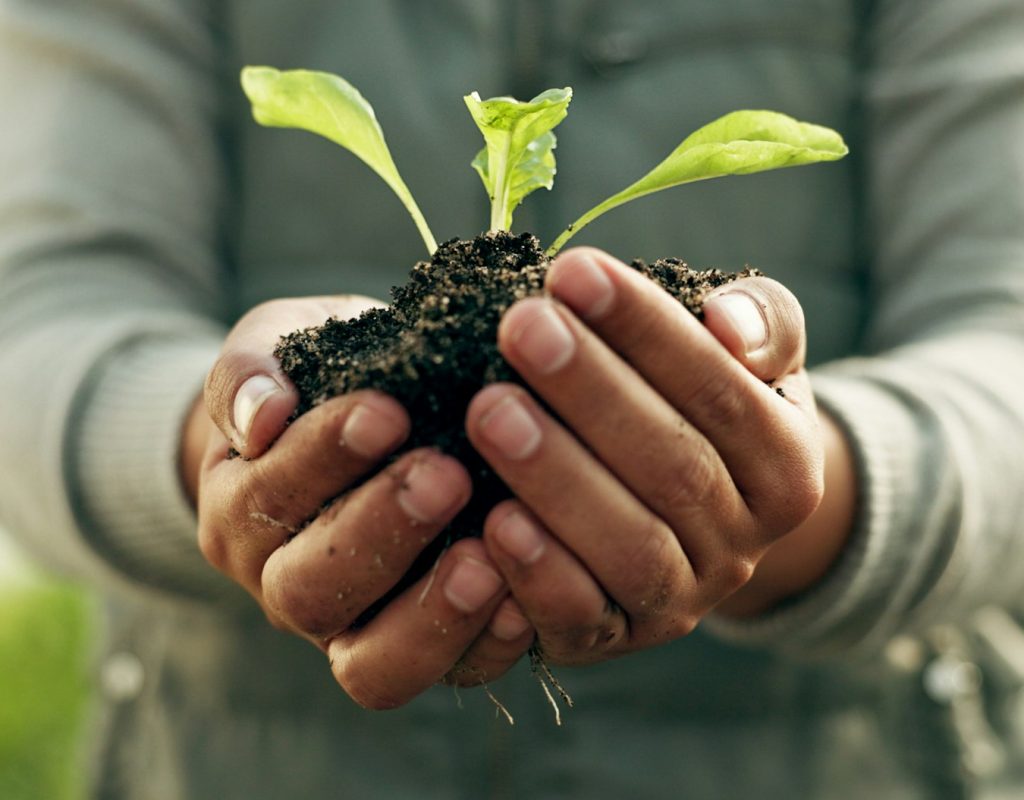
[204,301,301,458]
[701,276,807,382]
[204,295,382,458]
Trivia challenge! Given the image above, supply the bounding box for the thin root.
[417,546,447,606]
[529,646,574,725]
[484,684,515,726]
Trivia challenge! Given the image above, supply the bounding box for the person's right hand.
[182,296,535,708]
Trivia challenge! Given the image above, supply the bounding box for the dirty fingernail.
[232,375,282,447]
[398,456,464,523]
[479,395,542,460]
[490,602,532,641]
[506,300,575,374]
[709,291,768,354]
[341,403,405,458]
[551,254,615,319]
[494,511,546,565]
[444,557,503,613]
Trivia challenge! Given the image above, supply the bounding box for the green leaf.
[547,110,848,256]
[465,88,572,231]
[241,66,437,254]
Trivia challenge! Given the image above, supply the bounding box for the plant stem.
[398,192,438,255]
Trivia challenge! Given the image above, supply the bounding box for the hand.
[465,248,840,666]
[184,295,535,708]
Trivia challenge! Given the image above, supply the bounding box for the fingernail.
[398,456,464,523]
[478,395,542,460]
[710,292,767,354]
[232,375,282,447]
[490,603,532,641]
[494,511,546,565]
[341,403,404,458]
[505,300,575,374]
[550,254,615,319]
[444,557,503,613]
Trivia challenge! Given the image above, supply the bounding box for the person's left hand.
[464,247,825,666]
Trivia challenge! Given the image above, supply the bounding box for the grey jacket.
[2,1,1024,797]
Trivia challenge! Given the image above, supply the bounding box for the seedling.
[240,66,847,257]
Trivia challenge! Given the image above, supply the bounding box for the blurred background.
[0,524,93,800]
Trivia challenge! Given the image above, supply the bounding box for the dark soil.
[275,231,755,600]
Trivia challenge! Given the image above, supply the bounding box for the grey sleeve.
[707,0,1024,655]
[0,0,231,599]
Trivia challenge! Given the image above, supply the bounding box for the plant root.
[417,543,448,606]
[483,684,515,726]
[529,645,573,726]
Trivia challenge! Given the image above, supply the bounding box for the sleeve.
[0,0,232,600]
[707,0,1024,655]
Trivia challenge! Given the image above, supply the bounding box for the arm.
[0,0,229,597]
[708,0,1024,654]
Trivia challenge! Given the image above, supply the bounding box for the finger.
[701,276,806,382]
[544,248,821,530]
[205,295,382,457]
[197,389,410,594]
[465,384,700,614]
[445,596,535,687]
[494,294,753,564]
[328,538,507,710]
[482,501,639,665]
[260,449,472,640]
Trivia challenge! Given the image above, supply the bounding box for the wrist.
[179,391,211,509]
[715,407,857,618]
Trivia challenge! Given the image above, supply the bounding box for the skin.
[181,247,856,708]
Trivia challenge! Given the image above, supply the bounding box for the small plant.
[240,66,847,256]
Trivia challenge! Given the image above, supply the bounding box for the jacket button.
[923,654,981,704]
[101,651,145,702]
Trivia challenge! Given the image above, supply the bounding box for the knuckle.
[262,558,339,639]
[637,613,699,646]
[235,466,297,534]
[649,445,722,517]
[197,524,228,572]
[541,621,606,664]
[788,470,825,529]
[701,555,758,598]
[621,521,685,613]
[760,452,824,535]
[694,373,748,432]
[721,557,758,594]
[540,608,628,665]
[261,606,292,633]
[589,616,627,651]
[668,614,700,640]
[334,662,404,711]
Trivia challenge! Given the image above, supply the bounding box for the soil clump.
[275,231,754,592]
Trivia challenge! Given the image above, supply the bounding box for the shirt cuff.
[71,333,234,601]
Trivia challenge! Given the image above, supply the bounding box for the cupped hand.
[466,248,827,666]
[186,295,535,708]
